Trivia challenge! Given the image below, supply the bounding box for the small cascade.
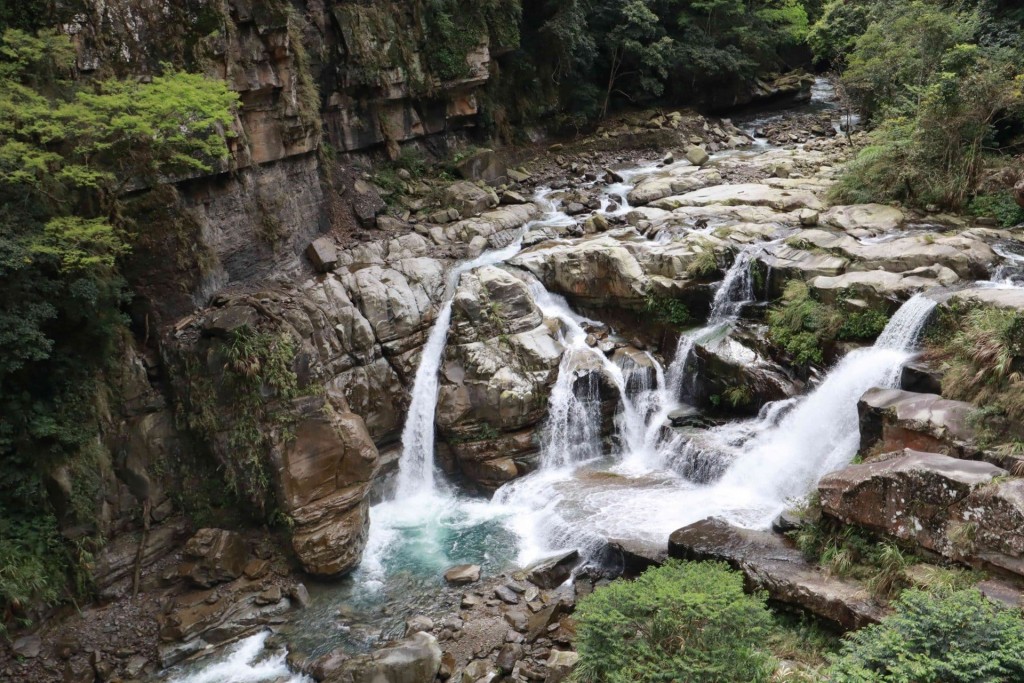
[665,246,759,399]
[166,632,311,683]
[707,247,756,321]
[544,355,603,469]
[992,242,1024,286]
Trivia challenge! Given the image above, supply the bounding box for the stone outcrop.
[668,518,886,630]
[858,388,982,460]
[438,267,563,489]
[688,327,801,414]
[818,449,1024,579]
[180,529,249,588]
[323,632,442,683]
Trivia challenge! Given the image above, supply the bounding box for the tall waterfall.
[393,194,569,499]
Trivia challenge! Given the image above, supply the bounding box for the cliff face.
[56,0,508,593]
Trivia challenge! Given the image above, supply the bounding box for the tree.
[594,0,676,118]
[830,589,1024,682]
[573,560,776,682]
[0,27,237,623]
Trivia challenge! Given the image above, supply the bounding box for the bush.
[573,560,776,683]
[767,281,841,366]
[968,193,1024,227]
[829,588,1024,682]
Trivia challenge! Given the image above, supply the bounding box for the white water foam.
[165,631,312,683]
[494,292,938,561]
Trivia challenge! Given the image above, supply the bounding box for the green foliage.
[767,281,890,365]
[825,2,1024,211]
[183,326,303,511]
[837,308,889,341]
[425,0,522,81]
[767,281,841,366]
[968,193,1024,227]
[573,560,776,682]
[686,242,721,278]
[723,385,753,408]
[0,28,237,625]
[644,294,690,327]
[829,588,1024,682]
[793,517,916,598]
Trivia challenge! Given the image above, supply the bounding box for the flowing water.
[165,81,944,678]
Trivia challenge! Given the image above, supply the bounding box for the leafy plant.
[968,193,1024,227]
[644,294,690,327]
[573,560,776,682]
[829,588,1024,682]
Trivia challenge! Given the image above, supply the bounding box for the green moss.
[643,294,690,327]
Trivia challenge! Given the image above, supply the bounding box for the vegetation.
[489,0,815,133]
[0,28,236,624]
[816,0,1024,211]
[932,304,1024,424]
[793,517,917,599]
[767,281,889,367]
[644,294,691,327]
[573,560,776,682]
[829,588,1024,682]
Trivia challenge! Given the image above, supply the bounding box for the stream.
[160,80,991,681]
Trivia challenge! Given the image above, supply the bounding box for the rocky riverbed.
[6,83,1024,683]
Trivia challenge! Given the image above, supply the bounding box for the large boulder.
[818,449,1024,578]
[819,450,1005,556]
[455,148,507,186]
[181,529,249,588]
[858,388,981,460]
[822,204,905,233]
[1014,178,1024,210]
[444,181,499,217]
[281,408,379,576]
[668,518,885,630]
[324,632,442,683]
[512,234,649,307]
[689,327,801,415]
[810,266,959,309]
[669,183,824,212]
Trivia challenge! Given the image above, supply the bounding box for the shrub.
[643,294,690,327]
[968,193,1024,227]
[767,281,841,366]
[572,560,776,683]
[829,588,1024,682]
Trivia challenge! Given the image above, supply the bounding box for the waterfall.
[666,246,758,400]
[393,193,570,499]
[713,294,937,507]
[394,245,523,498]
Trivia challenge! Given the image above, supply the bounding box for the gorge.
[3,2,1024,683]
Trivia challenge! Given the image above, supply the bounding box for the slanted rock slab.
[668,517,885,630]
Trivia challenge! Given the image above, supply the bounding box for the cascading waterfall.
[394,191,567,500]
[708,293,938,510]
[495,292,938,559]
